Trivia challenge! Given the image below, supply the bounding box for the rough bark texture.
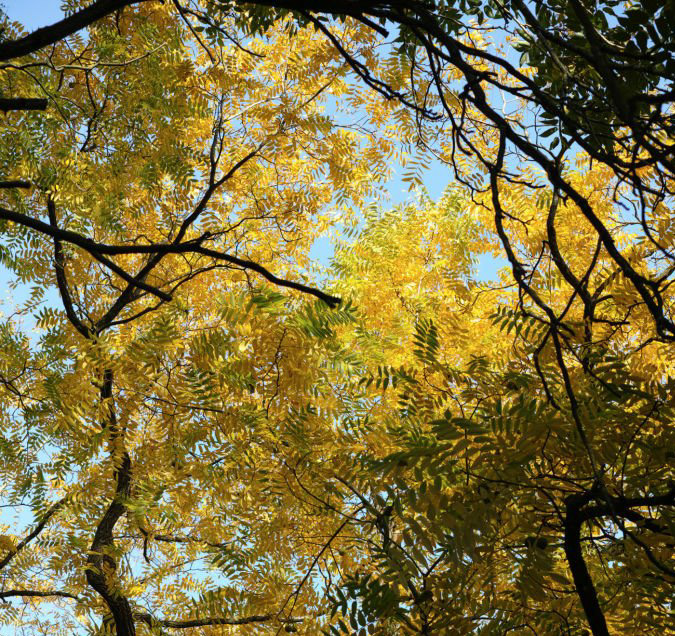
[85,370,136,635]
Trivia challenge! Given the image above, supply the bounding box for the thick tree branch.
[135,612,303,628]
[0,205,340,309]
[0,589,78,600]
[85,369,136,635]
[0,180,31,189]
[48,199,91,338]
[564,493,610,636]
[0,97,48,111]
[576,486,675,524]
[0,0,144,62]
[564,485,675,636]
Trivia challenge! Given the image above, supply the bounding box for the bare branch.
[0,0,144,62]
[0,180,31,189]
[0,97,48,111]
[0,590,78,600]
[135,611,303,628]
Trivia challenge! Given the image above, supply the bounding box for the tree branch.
[0,180,31,189]
[0,205,340,308]
[0,589,78,600]
[48,199,91,338]
[0,0,144,62]
[85,369,136,635]
[564,485,675,636]
[564,493,610,636]
[134,611,303,628]
[0,497,67,571]
[0,97,48,111]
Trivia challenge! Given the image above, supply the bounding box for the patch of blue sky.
[1,0,62,29]
[0,264,62,346]
[306,29,519,281]
[0,0,66,340]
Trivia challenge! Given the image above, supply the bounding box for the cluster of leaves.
[0,4,398,634]
[319,187,675,636]
[0,1,673,635]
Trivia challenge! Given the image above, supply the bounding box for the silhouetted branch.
[0,180,31,189]
[0,589,78,600]
[135,611,303,628]
[0,205,340,308]
[0,97,47,111]
[0,0,143,62]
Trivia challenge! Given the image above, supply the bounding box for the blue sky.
[2,0,63,28]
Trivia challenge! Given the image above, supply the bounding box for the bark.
[0,0,142,62]
[564,494,610,636]
[0,98,47,111]
[85,369,136,635]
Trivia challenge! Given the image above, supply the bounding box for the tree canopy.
[0,1,673,635]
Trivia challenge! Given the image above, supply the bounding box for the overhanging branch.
[0,97,48,111]
[0,497,67,571]
[135,611,303,628]
[0,205,340,308]
[0,0,144,62]
[0,589,78,600]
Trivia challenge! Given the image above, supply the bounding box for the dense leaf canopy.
[0,1,673,635]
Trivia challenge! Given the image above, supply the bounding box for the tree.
[2,0,673,330]
[0,1,673,635]
[323,183,675,635]
[0,6,395,633]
